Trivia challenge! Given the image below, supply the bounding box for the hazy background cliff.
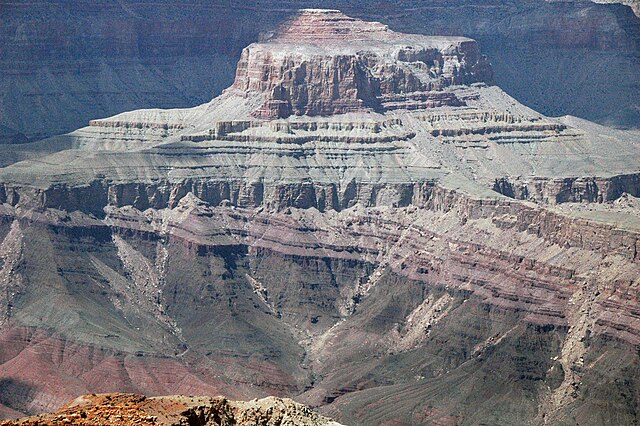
[1,0,639,142]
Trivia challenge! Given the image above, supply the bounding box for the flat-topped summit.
[234,9,493,119]
[268,8,391,42]
[267,9,474,48]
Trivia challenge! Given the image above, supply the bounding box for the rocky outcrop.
[231,10,492,119]
[493,172,640,203]
[1,393,343,425]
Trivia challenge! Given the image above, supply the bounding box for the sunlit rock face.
[231,9,492,118]
[0,8,640,426]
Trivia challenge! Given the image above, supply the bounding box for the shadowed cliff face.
[0,0,639,142]
[0,7,639,426]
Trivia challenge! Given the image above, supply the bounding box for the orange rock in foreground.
[1,393,343,426]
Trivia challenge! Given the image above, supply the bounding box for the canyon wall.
[0,186,638,423]
[0,7,638,426]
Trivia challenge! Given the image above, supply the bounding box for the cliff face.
[585,0,640,19]
[0,191,638,424]
[0,8,639,426]
[231,10,492,118]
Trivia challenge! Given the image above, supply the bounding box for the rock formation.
[0,0,638,141]
[591,0,640,17]
[0,8,639,426]
[232,10,492,118]
[1,393,343,426]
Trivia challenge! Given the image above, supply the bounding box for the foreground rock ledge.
[0,393,343,426]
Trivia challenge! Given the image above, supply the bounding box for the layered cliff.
[1,0,639,142]
[1,188,638,424]
[232,10,492,118]
[0,8,639,426]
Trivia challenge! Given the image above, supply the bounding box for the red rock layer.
[97,184,640,345]
[272,9,391,42]
[230,10,492,118]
